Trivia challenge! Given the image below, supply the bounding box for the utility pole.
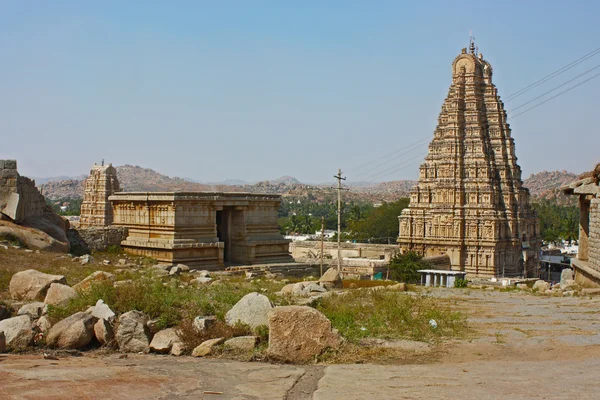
[320,216,325,277]
[334,169,346,272]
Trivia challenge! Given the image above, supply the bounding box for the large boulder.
[73,271,116,292]
[44,283,77,306]
[90,300,116,322]
[267,306,342,363]
[561,268,574,285]
[46,312,97,349]
[94,318,115,346]
[0,315,35,349]
[149,328,182,354]
[319,268,343,289]
[17,302,46,318]
[0,220,69,253]
[225,292,273,329]
[191,337,224,357]
[116,311,151,353]
[34,315,53,334]
[533,280,551,292]
[9,269,67,301]
[21,210,70,251]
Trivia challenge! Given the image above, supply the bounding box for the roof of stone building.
[562,163,600,195]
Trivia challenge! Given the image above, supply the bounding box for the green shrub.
[454,278,468,288]
[388,251,428,284]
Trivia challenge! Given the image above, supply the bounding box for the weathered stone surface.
[516,283,529,290]
[46,312,97,349]
[175,264,190,272]
[170,342,186,356]
[75,227,128,252]
[146,319,161,334]
[9,269,66,301]
[319,268,343,289]
[79,164,120,228]
[0,220,69,253]
[0,303,12,321]
[561,279,580,291]
[191,337,224,357]
[0,331,5,353]
[268,306,342,363]
[17,302,46,318]
[149,328,181,354]
[533,280,550,292]
[90,299,116,322]
[73,271,115,292]
[116,311,151,353]
[225,292,273,329]
[44,283,77,306]
[386,283,407,291]
[225,336,257,352]
[193,316,216,332]
[280,281,317,296]
[191,277,212,285]
[303,283,326,295]
[561,269,574,285]
[94,318,115,346]
[0,315,35,349]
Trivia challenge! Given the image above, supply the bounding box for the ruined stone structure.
[79,163,120,228]
[562,164,600,287]
[109,192,292,267]
[398,45,540,278]
[0,160,46,222]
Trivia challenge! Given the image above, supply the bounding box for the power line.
[363,152,427,183]
[509,63,600,113]
[504,47,600,102]
[510,70,600,119]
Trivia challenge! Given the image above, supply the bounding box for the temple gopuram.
[398,43,540,278]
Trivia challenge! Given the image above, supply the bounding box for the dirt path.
[2,289,599,399]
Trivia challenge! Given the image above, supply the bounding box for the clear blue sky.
[1,1,599,183]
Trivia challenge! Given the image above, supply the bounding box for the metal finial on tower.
[469,30,476,54]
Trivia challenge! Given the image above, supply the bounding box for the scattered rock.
[193,316,216,332]
[0,303,13,321]
[516,283,529,290]
[46,312,97,349]
[319,268,343,289]
[267,306,342,363]
[359,338,431,353]
[73,271,116,292]
[560,269,574,285]
[532,280,550,292]
[17,302,46,318]
[582,288,600,295]
[146,319,162,334]
[191,277,212,285]
[9,269,67,301]
[114,280,133,287]
[44,283,77,306]
[116,311,151,353]
[94,318,115,346]
[561,279,579,291]
[169,266,181,276]
[280,282,306,296]
[0,315,35,349]
[102,260,110,265]
[303,283,327,295]
[0,331,5,353]
[79,254,93,265]
[153,264,173,271]
[118,259,127,265]
[225,292,273,329]
[149,328,181,354]
[191,337,224,357]
[192,270,211,278]
[170,342,186,356]
[386,283,407,291]
[90,300,116,323]
[35,316,53,334]
[224,336,257,352]
[175,264,190,272]
[563,290,577,297]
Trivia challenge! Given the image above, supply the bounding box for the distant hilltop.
[38,165,578,205]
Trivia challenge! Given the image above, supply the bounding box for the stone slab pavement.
[2,354,600,399]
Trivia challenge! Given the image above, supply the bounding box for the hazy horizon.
[2,1,599,184]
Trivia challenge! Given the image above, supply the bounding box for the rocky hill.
[523,170,578,204]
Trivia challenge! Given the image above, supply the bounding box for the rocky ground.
[2,288,600,399]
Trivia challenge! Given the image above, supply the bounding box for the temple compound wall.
[563,165,600,287]
[109,192,293,267]
[79,163,120,228]
[0,160,46,222]
[398,45,540,278]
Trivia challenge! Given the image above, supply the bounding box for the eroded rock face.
[46,312,97,349]
[0,315,35,349]
[225,292,272,329]
[149,328,181,354]
[9,269,67,301]
[44,283,77,306]
[319,268,343,289]
[116,311,151,353]
[267,306,342,363]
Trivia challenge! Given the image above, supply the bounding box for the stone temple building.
[562,164,600,287]
[79,163,292,267]
[79,163,120,228]
[398,44,540,278]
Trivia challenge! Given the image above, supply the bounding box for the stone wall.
[76,226,128,252]
[0,160,46,222]
[589,198,600,273]
[290,241,398,262]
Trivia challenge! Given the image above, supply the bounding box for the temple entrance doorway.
[216,208,233,263]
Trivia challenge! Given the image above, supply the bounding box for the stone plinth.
[398,45,540,278]
[110,192,292,267]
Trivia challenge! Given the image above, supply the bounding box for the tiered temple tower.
[79,162,120,228]
[398,45,540,278]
